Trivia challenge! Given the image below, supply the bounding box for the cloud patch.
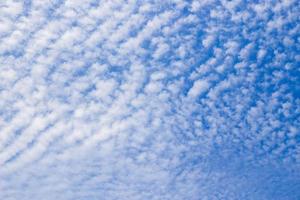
[0,0,299,200]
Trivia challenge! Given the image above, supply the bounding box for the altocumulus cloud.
[0,0,299,199]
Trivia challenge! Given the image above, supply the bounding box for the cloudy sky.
[0,0,299,199]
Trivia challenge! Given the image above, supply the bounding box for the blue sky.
[0,0,299,199]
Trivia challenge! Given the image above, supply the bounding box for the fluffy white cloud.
[188,79,210,98]
[0,0,299,200]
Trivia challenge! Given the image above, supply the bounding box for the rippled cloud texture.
[0,0,299,199]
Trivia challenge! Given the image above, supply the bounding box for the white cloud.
[0,0,299,199]
[202,35,215,48]
[188,79,210,98]
[92,79,117,103]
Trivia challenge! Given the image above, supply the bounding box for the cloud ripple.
[0,0,299,199]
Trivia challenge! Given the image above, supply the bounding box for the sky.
[0,0,299,199]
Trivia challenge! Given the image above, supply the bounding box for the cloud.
[0,0,299,200]
[188,79,210,98]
